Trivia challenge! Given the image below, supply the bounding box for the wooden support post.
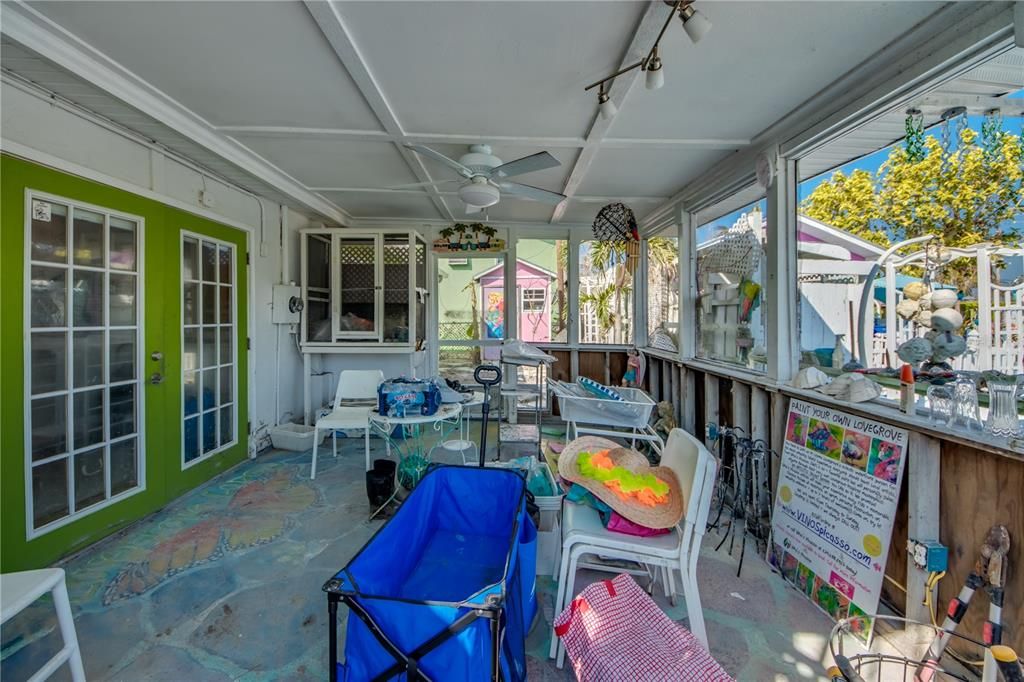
[906,432,941,625]
[670,364,680,426]
[751,387,770,444]
[604,351,611,386]
[732,381,751,436]
[681,367,696,434]
[662,360,671,401]
[704,374,719,449]
[769,392,788,496]
[649,359,661,402]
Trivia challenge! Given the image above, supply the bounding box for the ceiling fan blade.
[488,151,561,179]
[496,181,566,205]
[387,179,460,190]
[405,144,473,178]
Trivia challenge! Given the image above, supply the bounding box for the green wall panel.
[1,155,249,571]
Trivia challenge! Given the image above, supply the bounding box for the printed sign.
[32,200,52,222]
[768,398,908,642]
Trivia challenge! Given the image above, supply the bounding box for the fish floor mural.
[2,439,837,681]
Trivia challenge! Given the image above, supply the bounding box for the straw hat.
[558,436,684,529]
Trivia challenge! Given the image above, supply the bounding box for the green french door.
[2,155,248,571]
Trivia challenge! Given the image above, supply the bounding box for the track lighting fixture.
[678,2,712,44]
[645,47,664,90]
[584,2,710,111]
[598,85,617,119]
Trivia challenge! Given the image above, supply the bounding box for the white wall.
[1,80,313,454]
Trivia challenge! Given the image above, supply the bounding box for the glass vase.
[926,385,953,426]
[984,378,1022,438]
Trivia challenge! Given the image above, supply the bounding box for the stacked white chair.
[311,369,383,478]
[1,568,86,681]
[549,427,719,667]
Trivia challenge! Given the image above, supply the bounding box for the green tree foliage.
[801,129,1023,286]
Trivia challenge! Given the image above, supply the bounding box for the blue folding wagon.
[324,465,536,681]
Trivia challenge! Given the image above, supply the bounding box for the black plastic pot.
[365,459,397,508]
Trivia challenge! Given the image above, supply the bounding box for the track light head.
[679,3,711,43]
[645,50,664,90]
[598,87,617,119]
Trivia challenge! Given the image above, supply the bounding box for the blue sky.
[698,110,1023,245]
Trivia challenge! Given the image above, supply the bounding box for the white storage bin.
[270,423,327,451]
[536,513,561,576]
[554,385,655,430]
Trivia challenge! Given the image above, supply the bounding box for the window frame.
[23,189,147,540]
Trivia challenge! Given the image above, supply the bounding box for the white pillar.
[766,155,798,382]
[678,205,697,361]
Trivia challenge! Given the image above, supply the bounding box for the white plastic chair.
[549,428,718,667]
[0,568,86,681]
[311,369,383,479]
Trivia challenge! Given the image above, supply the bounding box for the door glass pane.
[184,416,200,462]
[517,238,568,343]
[219,366,232,404]
[30,266,66,328]
[31,201,69,263]
[72,209,104,267]
[31,332,66,394]
[202,328,217,368]
[202,284,217,324]
[436,256,505,344]
[579,241,634,345]
[219,406,233,445]
[73,330,104,388]
[27,197,142,529]
[31,395,67,460]
[109,217,137,271]
[182,234,235,464]
[338,237,376,334]
[110,273,137,326]
[202,410,217,453]
[183,283,198,325]
[383,235,410,342]
[201,241,217,282]
[183,237,198,281]
[109,330,136,383]
[73,389,104,450]
[219,326,232,366]
[109,384,135,439]
[74,447,106,511]
[110,439,138,496]
[32,459,69,527]
[183,328,199,372]
[72,269,104,327]
[218,245,232,284]
[219,286,231,324]
[184,371,199,416]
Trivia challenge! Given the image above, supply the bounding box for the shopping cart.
[826,616,1023,682]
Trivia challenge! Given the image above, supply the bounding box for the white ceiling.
[4,0,949,227]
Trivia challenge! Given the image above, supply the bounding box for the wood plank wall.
[641,352,1023,655]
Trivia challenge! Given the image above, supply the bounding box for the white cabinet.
[300,229,427,350]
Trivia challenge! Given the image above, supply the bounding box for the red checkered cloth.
[554,573,733,682]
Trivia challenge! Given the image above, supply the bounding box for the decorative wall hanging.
[433,223,505,253]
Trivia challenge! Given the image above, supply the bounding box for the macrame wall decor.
[592,202,641,276]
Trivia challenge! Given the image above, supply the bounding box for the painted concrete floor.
[2,435,837,681]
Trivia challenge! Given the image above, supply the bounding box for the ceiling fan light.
[458,179,500,208]
[598,90,617,119]
[679,4,711,43]
[645,57,664,90]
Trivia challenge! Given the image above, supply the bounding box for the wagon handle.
[474,365,502,467]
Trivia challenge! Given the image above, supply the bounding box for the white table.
[1,568,85,681]
[367,402,463,519]
[431,392,486,465]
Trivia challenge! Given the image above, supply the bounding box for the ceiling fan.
[397,143,566,214]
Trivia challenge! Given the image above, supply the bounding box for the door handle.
[150,350,165,385]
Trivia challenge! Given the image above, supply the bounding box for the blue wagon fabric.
[325,465,536,681]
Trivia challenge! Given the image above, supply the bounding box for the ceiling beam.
[549,1,671,223]
[1,1,351,225]
[309,186,671,203]
[303,0,454,222]
[915,93,1024,117]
